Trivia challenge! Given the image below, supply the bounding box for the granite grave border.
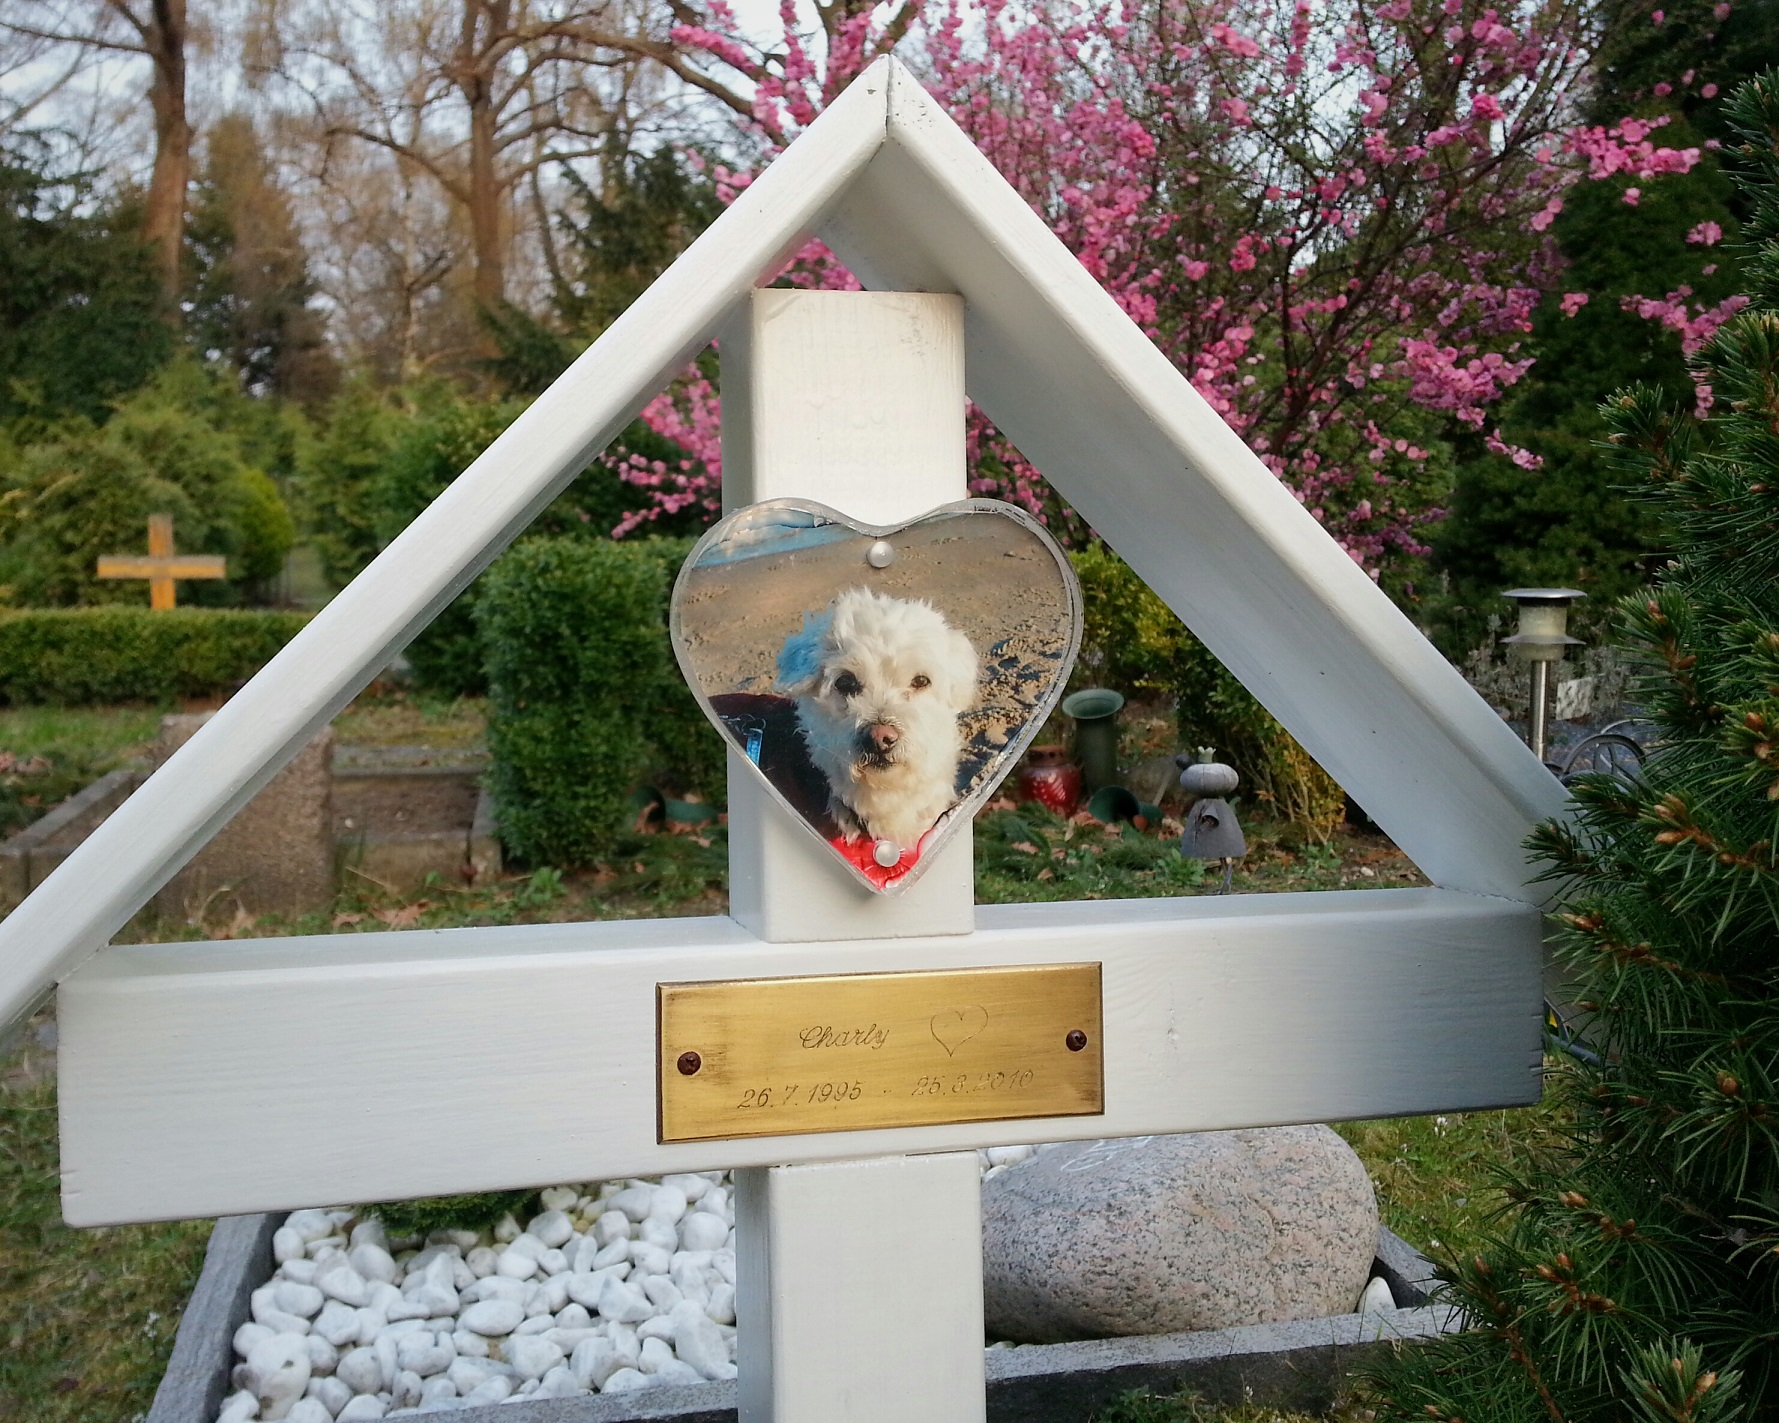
[148,1213,1457,1423]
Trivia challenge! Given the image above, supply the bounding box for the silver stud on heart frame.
[670,499,1083,894]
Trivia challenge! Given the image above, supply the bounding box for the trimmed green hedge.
[477,537,724,867]
[0,607,310,704]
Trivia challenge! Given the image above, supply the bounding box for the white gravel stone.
[591,1239,630,1270]
[678,1212,728,1253]
[593,1211,631,1247]
[218,1389,260,1423]
[460,1376,513,1406]
[609,1186,654,1222]
[537,1247,569,1277]
[310,1302,357,1346]
[334,1397,387,1421]
[335,1346,382,1395]
[349,1218,388,1251]
[315,1261,371,1308]
[1358,1276,1396,1313]
[528,1210,574,1248]
[458,1298,524,1336]
[570,1336,620,1390]
[596,1277,653,1325]
[390,1368,423,1409]
[660,1173,709,1203]
[637,1336,676,1374]
[647,1186,688,1224]
[274,1281,326,1319]
[670,1301,736,1380]
[601,1368,651,1394]
[640,1276,682,1312]
[419,1375,458,1405]
[396,1332,453,1377]
[657,1359,707,1387]
[308,1373,351,1415]
[535,1363,581,1398]
[494,1247,538,1280]
[492,1214,521,1243]
[514,1314,554,1336]
[279,1258,318,1286]
[556,1302,593,1330]
[348,1244,397,1285]
[463,1276,527,1306]
[304,1334,338,1376]
[464,1246,498,1278]
[505,1333,565,1382]
[285,1210,335,1243]
[539,1273,570,1313]
[540,1186,579,1212]
[284,1399,332,1423]
[451,1330,489,1358]
[635,1316,674,1343]
[630,1242,672,1276]
[246,1334,311,1421]
[235,1321,275,1358]
[352,1308,386,1346]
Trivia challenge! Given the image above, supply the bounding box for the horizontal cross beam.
[94,557,227,581]
[57,886,1542,1226]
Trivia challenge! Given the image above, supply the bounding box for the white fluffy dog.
[777,587,978,849]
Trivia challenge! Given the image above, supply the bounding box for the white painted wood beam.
[737,1155,985,1423]
[718,290,974,943]
[57,888,1543,1226]
[722,290,982,1421]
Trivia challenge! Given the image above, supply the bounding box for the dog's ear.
[775,608,834,696]
[938,626,980,711]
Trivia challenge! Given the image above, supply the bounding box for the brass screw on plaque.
[677,1051,702,1076]
[1065,1030,1088,1052]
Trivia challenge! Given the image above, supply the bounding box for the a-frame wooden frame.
[0,58,1564,1227]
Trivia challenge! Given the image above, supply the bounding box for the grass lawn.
[0,693,1560,1421]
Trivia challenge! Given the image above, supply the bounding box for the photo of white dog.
[775,587,979,850]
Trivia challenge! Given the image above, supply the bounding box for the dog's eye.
[834,671,862,697]
[910,674,931,690]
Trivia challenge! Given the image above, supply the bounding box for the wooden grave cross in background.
[96,513,226,609]
[1,60,1568,1423]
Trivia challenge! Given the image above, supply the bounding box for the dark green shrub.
[368,1190,537,1239]
[477,537,723,866]
[0,607,309,704]
[0,371,296,606]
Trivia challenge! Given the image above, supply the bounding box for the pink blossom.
[1623,187,1641,205]
[1703,82,1719,98]
[1559,292,1590,317]
[640,0,1695,575]
[1687,221,1723,246]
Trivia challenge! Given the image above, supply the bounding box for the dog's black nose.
[868,723,900,753]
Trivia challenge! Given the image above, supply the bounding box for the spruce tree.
[1369,73,1779,1423]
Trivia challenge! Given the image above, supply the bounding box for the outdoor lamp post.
[1502,588,1585,765]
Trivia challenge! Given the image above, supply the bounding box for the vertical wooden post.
[722,289,987,1422]
[147,514,176,610]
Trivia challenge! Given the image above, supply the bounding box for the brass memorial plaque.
[656,963,1103,1143]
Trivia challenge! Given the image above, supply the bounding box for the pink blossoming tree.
[614,0,1699,588]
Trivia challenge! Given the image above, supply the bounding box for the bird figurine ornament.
[1177,747,1245,893]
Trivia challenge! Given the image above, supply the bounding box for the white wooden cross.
[0,59,1564,1423]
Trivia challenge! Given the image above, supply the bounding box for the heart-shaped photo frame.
[671,499,1082,894]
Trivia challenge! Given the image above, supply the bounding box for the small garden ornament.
[1177,747,1245,893]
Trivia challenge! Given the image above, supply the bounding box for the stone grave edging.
[147,1213,1457,1423]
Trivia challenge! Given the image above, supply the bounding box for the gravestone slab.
[153,714,333,923]
[983,1128,1378,1342]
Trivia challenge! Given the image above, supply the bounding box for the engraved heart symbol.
[671,498,1081,895]
[930,1005,989,1057]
